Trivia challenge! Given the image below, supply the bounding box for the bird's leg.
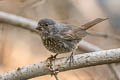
[46,54,58,68]
[66,51,74,66]
[66,44,79,66]
[47,53,58,62]
[46,53,59,80]
[53,53,59,59]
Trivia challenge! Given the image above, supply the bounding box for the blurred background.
[0,0,120,80]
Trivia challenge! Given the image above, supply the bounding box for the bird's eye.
[45,23,48,26]
[36,27,42,30]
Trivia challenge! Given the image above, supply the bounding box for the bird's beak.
[36,27,42,31]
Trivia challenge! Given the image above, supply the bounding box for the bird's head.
[36,18,57,34]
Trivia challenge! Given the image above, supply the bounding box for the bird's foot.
[66,52,74,66]
[47,54,58,64]
[48,54,58,60]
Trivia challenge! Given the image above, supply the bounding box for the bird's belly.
[43,38,75,54]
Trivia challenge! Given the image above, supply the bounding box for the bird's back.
[41,22,79,54]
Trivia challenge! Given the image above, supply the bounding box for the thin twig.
[22,0,46,9]
[87,31,120,41]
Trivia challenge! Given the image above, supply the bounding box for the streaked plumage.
[36,18,87,54]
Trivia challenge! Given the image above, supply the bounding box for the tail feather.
[81,18,109,30]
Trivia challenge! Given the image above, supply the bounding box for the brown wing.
[60,27,87,41]
[59,18,108,41]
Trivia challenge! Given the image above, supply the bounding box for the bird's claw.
[47,54,58,65]
[66,52,74,66]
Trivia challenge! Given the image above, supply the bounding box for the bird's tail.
[72,18,109,39]
[81,18,109,30]
[73,18,109,33]
[63,18,109,41]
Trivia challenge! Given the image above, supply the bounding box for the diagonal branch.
[0,11,108,34]
[78,40,120,80]
[0,48,120,80]
[0,11,37,31]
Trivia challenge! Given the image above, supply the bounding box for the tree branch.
[0,11,119,41]
[0,11,37,30]
[0,11,119,80]
[87,31,120,41]
[0,48,120,80]
[78,40,120,80]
